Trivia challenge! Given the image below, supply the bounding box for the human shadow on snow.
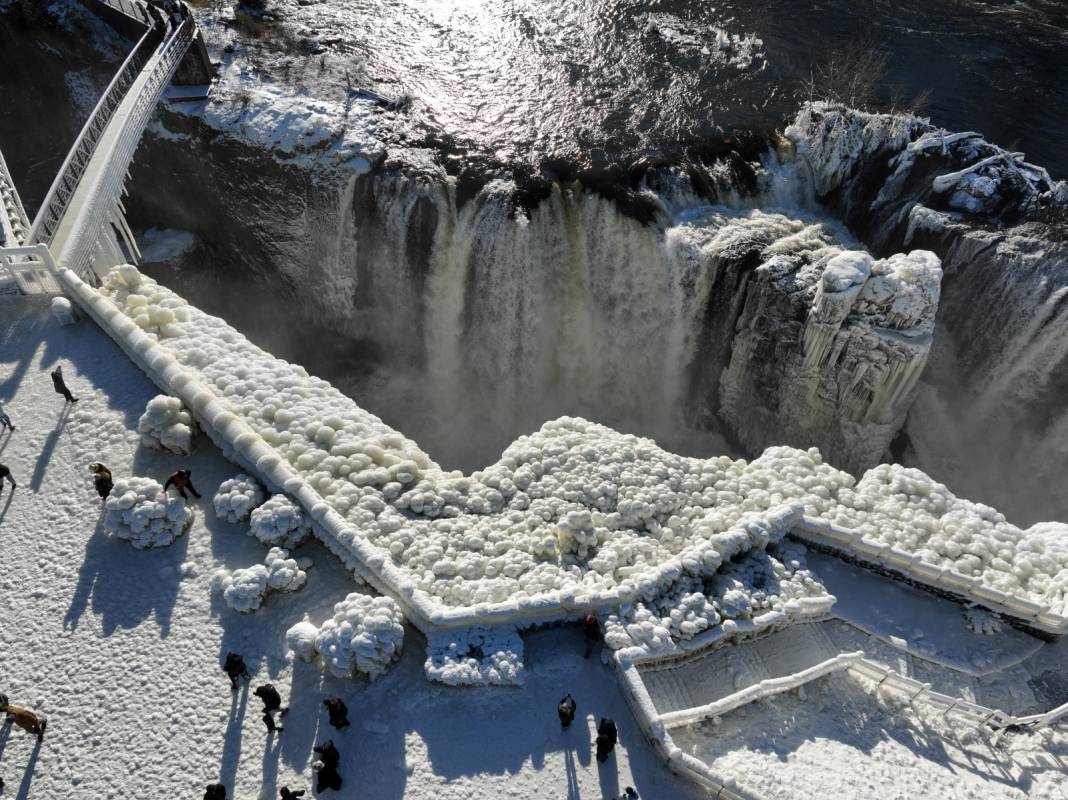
[63,512,189,636]
[29,404,71,492]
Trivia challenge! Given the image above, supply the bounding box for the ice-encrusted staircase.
[639,622,840,715]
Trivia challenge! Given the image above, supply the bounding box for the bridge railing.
[27,19,162,247]
[0,146,30,245]
[58,15,196,282]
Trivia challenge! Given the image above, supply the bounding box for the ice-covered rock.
[249,494,311,548]
[103,476,193,548]
[137,394,196,455]
[425,626,525,686]
[314,593,405,680]
[213,474,266,524]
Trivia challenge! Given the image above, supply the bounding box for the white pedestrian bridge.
[0,0,206,295]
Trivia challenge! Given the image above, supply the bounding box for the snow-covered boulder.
[137,395,196,455]
[217,546,310,613]
[213,474,265,524]
[249,494,311,548]
[425,626,525,686]
[104,476,192,548]
[51,296,74,326]
[314,593,405,680]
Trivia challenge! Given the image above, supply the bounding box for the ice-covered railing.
[26,17,162,248]
[0,146,30,246]
[54,17,196,283]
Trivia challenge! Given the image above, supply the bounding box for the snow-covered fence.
[658,651,865,729]
[0,145,29,245]
[615,659,756,800]
[792,517,1068,637]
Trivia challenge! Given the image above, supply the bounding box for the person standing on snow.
[0,463,15,496]
[163,468,201,500]
[222,652,250,690]
[89,463,113,500]
[558,693,577,728]
[279,788,306,799]
[583,613,602,658]
[312,740,342,792]
[50,365,78,404]
[254,684,288,733]
[203,783,226,800]
[0,403,14,432]
[323,697,350,730]
[595,717,618,762]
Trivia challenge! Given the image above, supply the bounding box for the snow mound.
[219,564,268,613]
[425,626,525,686]
[248,494,311,548]
[213,474,265,523]
[103,476,192,548]
[286,618,319,662]
[51,296,74,326]
[138,394,196,455]
[217,546,309,613]
[314,593,405,680]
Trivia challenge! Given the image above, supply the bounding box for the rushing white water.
[313,162,937,473]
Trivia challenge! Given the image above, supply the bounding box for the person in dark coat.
[312,740,342,792]
[279,788,306,799]
[583,613,602,658]
[50,366,78,404]
[254,684,286,714]
[89,463,113,500]
[203,783,226,800]
[262,710,283,734]
[595,717,618,762]
[323,697,350,729]
[0,464,15,496]
[558,693,576,728]
[0,403,14,432]
[223,652,250,690]
[163,468,201,499]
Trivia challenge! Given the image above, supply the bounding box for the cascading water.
[314,156,938,474]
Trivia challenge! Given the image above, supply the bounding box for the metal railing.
[57,15,195,282]
[27,19,161,246]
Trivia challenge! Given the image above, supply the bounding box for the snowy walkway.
[0,296,700,799]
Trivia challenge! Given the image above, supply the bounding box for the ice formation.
[286,618,319,662]
[963,607,1002,637]
[137,394,196,455]
[86,264,1068,628]
[212,474,266,524]
[103,476,193,548]
[603,540,830,655]
[824,464,1068,614]
[424,626,525,686]
[312,593,406,680]
[217,546,309,613]
[50,296,74,326]
[248,494,311,548]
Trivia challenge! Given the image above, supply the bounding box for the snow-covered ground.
[0,296,699,799]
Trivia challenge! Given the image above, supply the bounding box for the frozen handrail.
[0,146,30,245]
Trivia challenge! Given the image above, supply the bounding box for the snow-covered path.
[0,296,700,799]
